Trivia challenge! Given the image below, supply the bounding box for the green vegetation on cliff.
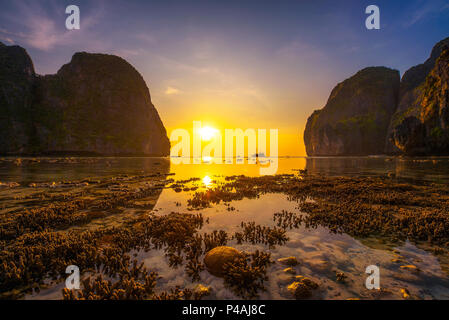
[304,67,399,156]
[388,39,449,155]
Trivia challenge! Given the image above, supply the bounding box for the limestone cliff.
[386,37,449,155]
[0,43,170,156]
[0,42,36,154]
[304,67,400,156]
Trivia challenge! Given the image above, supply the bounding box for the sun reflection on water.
[202,175,212,187]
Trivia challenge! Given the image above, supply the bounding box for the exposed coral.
[233,221,288,248]
[287,276,319,299]
[222,250,272,299]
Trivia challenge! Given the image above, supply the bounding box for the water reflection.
[168,156,449,183]
[2,156,449,185]
[202,175,212,187]
[0,157,170,184]
[305,156,449,183]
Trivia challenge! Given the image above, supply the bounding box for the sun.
[199,126,218,141]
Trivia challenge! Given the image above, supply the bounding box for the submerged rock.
[400,288,411,299]
[287,276,319,299]
[283,267,296,274]
[193,284,211,298]
[304,67,400,156]
[307,259,332,273]
[0,182,20,189]
[277,256,299,266]
[335,271,347,282]
[399,265,420,273]
[204,246,243,277]
[391,258,406,263]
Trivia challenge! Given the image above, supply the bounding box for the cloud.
[0,1,102,51]
[134,33,157,45]
[403,0,449,27]
[111,48,146,59]
[275,40,326,61]
[0,35,15,44]
[165,86,182,95]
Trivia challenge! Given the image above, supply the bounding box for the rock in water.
[283,267,296,274]
[0,42,36,154]
[287,276,319,299]
[193,284,211,298]
[277,256,299,266]
[304,67,400,156]
[0,43,170,156]
[386,37,449,155]
[204,246,243,277]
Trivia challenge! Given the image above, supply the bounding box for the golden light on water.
[202,175,212,187]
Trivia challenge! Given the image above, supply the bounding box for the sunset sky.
[1,0,448,155]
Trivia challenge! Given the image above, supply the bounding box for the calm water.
[2,156,449,300]
[2,156,449,184]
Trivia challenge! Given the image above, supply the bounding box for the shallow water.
[2,156,449,184]
[2,156,449,300]
[27,186,449,300]
[136,188,449,300]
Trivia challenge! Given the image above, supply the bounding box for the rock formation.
[304,67,400,156]
[304,36,449,156]
[0,43,36,154]
[203,246,243,277]
[386,37,449,155]
[0,43,170,156]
